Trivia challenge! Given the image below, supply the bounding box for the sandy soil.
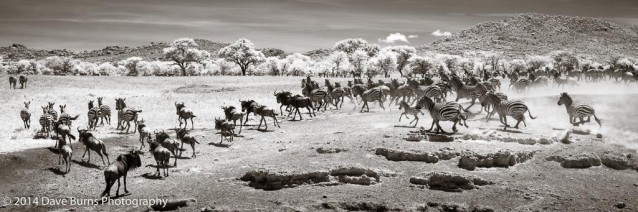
[0,75,637,211]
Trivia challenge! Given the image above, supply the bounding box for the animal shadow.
[394,124,417,128]
[71,159,103,169]
[495,128,524,134]
[141,172,165,180]
[209,142,231,148]
[47,167,66,176]
[46,147,60,154]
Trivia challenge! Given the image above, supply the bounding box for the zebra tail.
[593,113,602,128]
[68,133,76,140]
[70,114,80,120]
[526,108,537,119]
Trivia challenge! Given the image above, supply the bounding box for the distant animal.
[448,76,487,110]
[155,131,179,166]
[557,92,601,127]
[115,98,142,133]
[57,137,72,173]
[254,105,280,131]
[221,106,244,134]
[214,117,235,144]
[398,100,424,127]
[77,127,109,166]
[58,104,79,127]
[483,92,537,130]
[87,100,101,130]
[39,106,52,137]
[175,102,196,129]
[417,96,468,133]
[47,102,58,122]
[302,83,330,111]
[9,76,17,89]
[148,139,170,177]
[101,150,142,197]
[97,97,111,125]
[19,75,27,89]
[175,128,200,158]
[510,79,530,93]
[286,94,315,121]
[137,119,150,149]
[20,101,31,129]
[352,85,385,112]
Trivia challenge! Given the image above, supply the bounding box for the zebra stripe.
[415,85,443,103]
[484,93,536,130]
[557,92,601,127]
[417,96,467,133]
[359,87,385,112]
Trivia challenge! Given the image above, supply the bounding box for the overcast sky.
[0,0,636,52]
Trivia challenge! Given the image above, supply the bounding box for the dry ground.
[0,75,637,211]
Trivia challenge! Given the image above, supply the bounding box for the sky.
[0,0,636,52]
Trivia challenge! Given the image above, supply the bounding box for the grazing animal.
[417,96,468,133]
[287,94,315,121]
[77,127,110,165]
[148,139,171,177]
[175,102,196,129]
[479,92,508,120]
[274,91,293,115]
[20,101,31,129]
[240,99,261,125]
[19,75,27,89]
[58,104,79,127]
[97,97,111,125]
[415,85,445,103]
[155,131,179,166]
[39,106,53,137]
[115,98,142,133]
[391,84,414,106]
[255,105,280,130]
[175,128,199,158]
[47,102,58,122]
[398,101,424,127]
[448,76,487,110]
[214,117,235,144]
[9,76,17,89]
[221,106,244,134]
[488,78,501,90]
[137,119,150,149]
[326,83,345,109]
[87,100,101,130]
[57,137,72,173]
[302,83,330,111]
[483,92,537,130]
[352,86,385,112]
[510,79,530,92]
[557,92,601,127]
[53,119,76,149]
[101,150,142,197]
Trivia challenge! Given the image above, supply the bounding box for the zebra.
[115,98,142,133]
[448,76,488,110]
[97,97,111,125]
[390,84,414,106]
[352,86,385,113]
[488,78,501,90]
[47,102,58,122]
[302,83,330,111]
[557,92,601,127]
[416,96,468,134]
[336,82,356,105]
[9,76,17,89]
[482,92,537,130]
[87,100,101,130]
[398,100,424,127]
[479,92,508,120]
[326,83,345,109]
[58,104,79,127]
[510,79,530,92]
[20,101,31,129]
[19,75,27,89]
[39,106,53,136]
[414,85,444,103]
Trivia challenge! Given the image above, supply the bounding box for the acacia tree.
[218,38,265,76]
[482,52,504,72]
[45,56,76,75]
[368,50,397,78]
[163,38,210,76]
[327,51,350,77]
[550,51,579,72]
[119,57,144,76]
[383,46,416,77]
[408,56,435,78]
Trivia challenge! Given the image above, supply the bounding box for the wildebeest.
[148,139,170,177]
[240,99,261,125]
[57,137,72,173]
[175,128,200,158]
[221,106,244,134]
[9,76,17,89]
[20,101,31,129]
[137,119,150,149]
[175,102,196,129]
[286,94,315,121]
[53,119,76,149]
[214,117,235,144]
[19,75,27,89]
[77,127,110,166]
[155,131,180,166]
[101,150,142,197]
[254,105,280,130]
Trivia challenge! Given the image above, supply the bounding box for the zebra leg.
[379,100,386,110]
[191,117,194,130]
[180,141,184,157]
[82,148,88,161]
[273,116,280,128]
[452,120,459,132]
[426,121,435,132]
[399,113,404,122]
[436,122,447,134]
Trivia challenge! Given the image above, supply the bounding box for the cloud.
[431,30,452,37]
[378,33,409,43]
[407,34,418,38]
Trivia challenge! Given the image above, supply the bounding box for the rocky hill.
[426,13,638,59]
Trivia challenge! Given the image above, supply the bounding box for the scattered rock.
[458,150,535,170]
[316,147,348,154]
[375,148,459,163]
[426,133,454,142]
[559,130,571,144]
[150,198,196,211]
[318,201,395,211]
[547,153,601,168]
[409,172,493,192]
[571,128,591,135]
[596,133,603,138]
[240,166,382,190]
[601,153,631,170]
[615,202,626,209]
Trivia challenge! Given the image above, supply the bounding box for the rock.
[596,133,603,138]
[601,153,630,170]
[547,153,601,168]
[409,172,493,192]
[559,130,571,144]
[539,138,553,144]
[151,198,196,211]
[316,147,348,154]
[458,150,535,170]
[615,202,626,209]
[571,128,591,135]
[240,166,381,190]
[375,148,459,163]
[427,133,454,142]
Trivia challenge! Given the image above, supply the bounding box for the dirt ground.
[0,76,637,211]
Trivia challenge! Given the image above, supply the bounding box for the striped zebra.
[97,97,111,125]
[115,98,142,133]
[175,102,196,129]
[335,82,356,105]
[20,101,31,129]
[416,96,468,133]
[479,92,508,120]
[326,83,345,109]
[352,86,385,112]
[482,92,537,130]
[557,92,601,127]
[88,100,101,130]
[47,102,58,122]
[390,84,414,106]
[58,104,79,127]
[39,106,53,136]
[488,78,501,90]
[415,85,444,103]
[510,78,530,93]
[448,76,488,110]
[302,83,330,111]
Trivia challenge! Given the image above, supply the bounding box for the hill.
[426,13,638,59]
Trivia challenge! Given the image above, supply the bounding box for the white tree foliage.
[163,38,210,76]
[218,38,265,76]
